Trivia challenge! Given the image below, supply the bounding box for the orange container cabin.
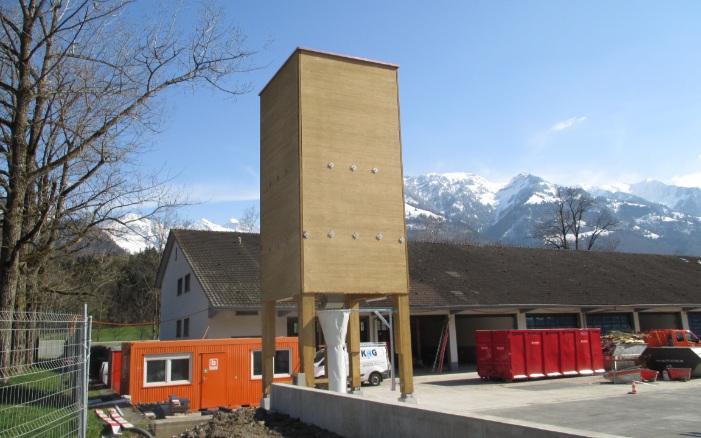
[119,337,299,411]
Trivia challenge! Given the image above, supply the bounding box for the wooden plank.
[261,300,276,397]
[260,50,302,302]
[108,408,133,430]
[94,409,121,435]
[346,297,361,388]
[299,294,317,388]
[393,293,414,395]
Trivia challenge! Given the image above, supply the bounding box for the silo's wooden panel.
[298,51,409,294]
[260,48,409,300]
[260,53,303,302]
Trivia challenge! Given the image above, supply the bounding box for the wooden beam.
[346,296,361,389]
[299,293,316,388]
[393,293,414,396]
[261,299,276,397]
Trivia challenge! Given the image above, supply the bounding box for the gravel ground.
[176,408,342,438]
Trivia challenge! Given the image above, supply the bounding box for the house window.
[526,314,578,329]
[251,349,291,378]
[176,320,182,338]
[144,354,191,386]
[184,274,191,293]
[586,313,632,335]
[183,318,189,337]
[177,278,183,296]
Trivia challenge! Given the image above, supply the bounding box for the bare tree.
[533,186,619,251]
[583,207,619,250]
[238,205,260,233]
[0,0,258,371]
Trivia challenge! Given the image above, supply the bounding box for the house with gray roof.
[156,229,701,370]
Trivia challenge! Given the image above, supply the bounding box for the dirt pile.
[176,407,342,438]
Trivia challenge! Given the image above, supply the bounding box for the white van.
[313,342,390,386]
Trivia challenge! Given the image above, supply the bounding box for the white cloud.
[670,172,701,189]
[188,182,259,203]
[551,116,587,131]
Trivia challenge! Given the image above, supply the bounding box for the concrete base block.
[398,393,417,404]
[293,373,306,386]
[259,396,271,410]
[349,387,363,396]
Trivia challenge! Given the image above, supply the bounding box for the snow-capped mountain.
[108,173,701,256]
[107,215,253,254]
[405,173,701,256]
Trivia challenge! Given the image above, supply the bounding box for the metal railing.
[0,306,91,437]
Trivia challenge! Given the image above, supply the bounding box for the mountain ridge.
[109,173,701,256]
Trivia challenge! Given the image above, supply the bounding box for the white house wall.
[160,241,210,341]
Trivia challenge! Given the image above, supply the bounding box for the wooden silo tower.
[259,48,413,400]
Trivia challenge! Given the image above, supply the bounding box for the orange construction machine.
[640,329,701,378]
[644,329,701,348]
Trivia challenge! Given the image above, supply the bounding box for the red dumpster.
[476,329,605,382]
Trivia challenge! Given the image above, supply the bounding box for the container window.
[251,349,292,379]
[144,354,192,386]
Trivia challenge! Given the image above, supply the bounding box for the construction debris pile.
[600,331,646,356]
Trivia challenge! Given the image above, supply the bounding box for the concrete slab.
[356,369,701,437]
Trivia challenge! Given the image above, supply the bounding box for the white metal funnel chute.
[317,310,350,393]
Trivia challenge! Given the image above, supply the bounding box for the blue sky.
[144,1,701,225]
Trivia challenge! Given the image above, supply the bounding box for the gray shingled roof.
[407,242,701,310]
[169,229,262,309]
[160,231,701,310]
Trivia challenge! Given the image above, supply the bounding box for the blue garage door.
[586,313,632,335]
[526,314,578,329]
[689,313,701,337]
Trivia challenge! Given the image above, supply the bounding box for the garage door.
[638,313,681,331]
[688,313,701,337]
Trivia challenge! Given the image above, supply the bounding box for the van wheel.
[369,372,382,386]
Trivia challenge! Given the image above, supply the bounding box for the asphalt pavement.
[358,368,701,437]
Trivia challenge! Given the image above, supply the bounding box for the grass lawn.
[0,367,106,437]
[91,324,158,342]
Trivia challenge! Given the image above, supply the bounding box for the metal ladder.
[432,317,450,372]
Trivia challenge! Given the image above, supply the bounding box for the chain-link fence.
[0,307,91,438]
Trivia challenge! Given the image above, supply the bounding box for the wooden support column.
[345,296,362,389]
[261,299,276,397]
[299,293,316,388]
[393,293,414,397]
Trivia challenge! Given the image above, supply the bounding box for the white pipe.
[317,310,350,393]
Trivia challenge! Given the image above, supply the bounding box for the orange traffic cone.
[628,381,638,394]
